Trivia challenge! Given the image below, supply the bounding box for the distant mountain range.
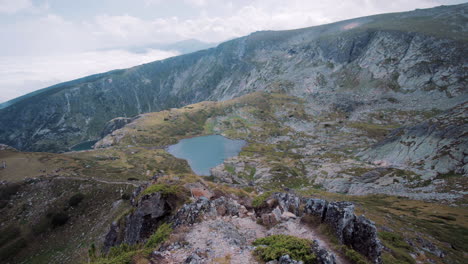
[0,3,466,152]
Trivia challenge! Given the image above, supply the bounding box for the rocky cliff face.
[0,4,466,152]
[360,102,467,175]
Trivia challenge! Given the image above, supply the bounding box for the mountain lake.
[167,135,247,176]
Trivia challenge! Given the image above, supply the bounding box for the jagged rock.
[213,197,240,216]
[184,253,203,264]
[324,202,356,243]
[304,198,328,220]
[266,193,382,263]
[274,193,302,216]
[312,242,337,264]
[103,191,175,248]
[172,196,240,227]
[172,197,212,227]
[103,222,121,252]
[344,216,382,264]
[124,192,169,244]
[278,255,303,264]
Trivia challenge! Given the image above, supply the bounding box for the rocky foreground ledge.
[103,187,382,264]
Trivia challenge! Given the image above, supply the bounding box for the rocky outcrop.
[103,189,382,263]
[360,102,468,175]
[124,192,170,244]
[262,193,382,264]
[267,255,303,264]
[100,117,135,138]
[324,202,356,243]
[103,191,176,250]
[172,196,240,227]
[311,243,337,264]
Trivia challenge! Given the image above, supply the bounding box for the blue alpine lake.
[167,135,247,176]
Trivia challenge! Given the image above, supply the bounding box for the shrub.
[0,237,27,261]
[92,243,147,264]
[121,193,131,200]
[343,247,369,264]
[145,223,172,248]
[68,193,85,207]
[0,183,21,200]
[51,213,69,227]
[253,235,316,263]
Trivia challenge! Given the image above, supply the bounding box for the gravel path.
[161,214,349,264]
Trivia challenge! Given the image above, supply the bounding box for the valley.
[0,3,467,264]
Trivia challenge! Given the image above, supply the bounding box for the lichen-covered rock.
[172,197,212,227]
[311,241,337,264]
[274,193,302,216]
[255,193,382,263]
[103,222,121,252]
[172,196,240,227]
[303,198,328,220]
[278,255,303,264]
[184,253,203,264]
[124,192,169,244]
[324,202,356,243]
[344,216,382,264]
[103,191,174,248]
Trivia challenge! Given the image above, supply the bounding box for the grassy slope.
[1,91,466,264]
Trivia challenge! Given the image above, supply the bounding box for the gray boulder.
[324,202,356,243]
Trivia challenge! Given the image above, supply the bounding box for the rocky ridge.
[103,187,383,264]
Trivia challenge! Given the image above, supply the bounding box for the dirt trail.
[52,176,145,187]
[162,215,350,264]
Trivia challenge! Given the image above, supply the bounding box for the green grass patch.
[141,183,181,197]
[379,232,415,264]
[91,243,151,264]
[342,246,370,264]
[145,223,172,248]
[253,235,316,264]
[225,164,236,174]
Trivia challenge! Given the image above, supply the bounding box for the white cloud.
[184,0,208,6]
[0,49,179,103]
[0,0,32,14]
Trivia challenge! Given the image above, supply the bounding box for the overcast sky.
[0,0,465,103]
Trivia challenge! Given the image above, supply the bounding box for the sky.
[0,0,465,103]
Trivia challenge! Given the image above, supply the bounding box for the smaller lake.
[70,140,98,151]
[167,135,247,176]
